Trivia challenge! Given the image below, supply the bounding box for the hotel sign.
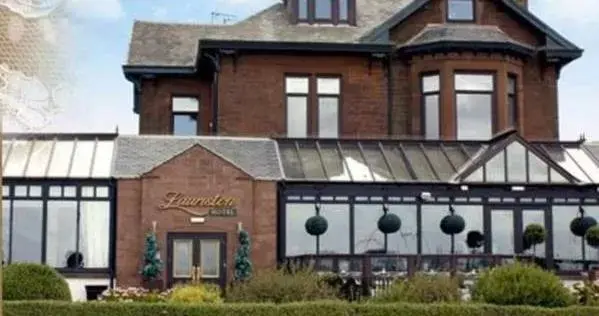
[158,192,238,217]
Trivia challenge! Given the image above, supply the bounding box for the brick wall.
[115,145,278,287]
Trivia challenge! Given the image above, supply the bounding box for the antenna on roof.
[211,11,237,24]
[579,132,586,143]
[115,125,119,134]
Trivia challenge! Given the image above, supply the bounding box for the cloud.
[65,0,124,20]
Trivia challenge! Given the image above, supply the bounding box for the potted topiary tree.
[440,206,466,255]
[523,223,546,257]
[234,229,253,282]
[377,205,401,253]
[570,207,597,268]
[305,206,328,255]
[140,228,163,290]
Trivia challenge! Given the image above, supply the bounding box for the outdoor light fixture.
[511,186,526,191]
[420,192,433,201]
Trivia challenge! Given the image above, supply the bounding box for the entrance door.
[167,233,226,288]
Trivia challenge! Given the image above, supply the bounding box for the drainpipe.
[386,53,394,137]
[204,52,221,135]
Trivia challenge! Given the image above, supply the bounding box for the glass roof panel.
[550,168,569,183]
[4,141,32,177]
[380,144,412,181]
[542,145,588,182]
[69,141,96,178]
[91,141,114,178]
[465,167,483,182]
[339,143,373,181]
[442,144,468,170]
[278,142,304,179]
[402,143,436,181]
[506,142,526,182]
[24,141,54,177]
[565,148,599,183]
[462,144,485,158]
[2,140,12,167]
[528,152,549,183]
[47,141,75,177]
[422,144,455,180]
[360,142,394,182]
[318,142,348,181]
[297,142,327,180]
[485,150,506,182]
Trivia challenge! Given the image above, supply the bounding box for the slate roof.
[125,0,582,68]
[127,0,414,67]
[111,135,283,180]
[399,24,534,51]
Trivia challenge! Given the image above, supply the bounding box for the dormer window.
[447,0,475,22]
[295,0,355,25]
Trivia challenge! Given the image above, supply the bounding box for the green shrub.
[5,301,599,316]
[225,268,339,303]
[98,287,168,303]
[472,262,575,307]
[3,263,71,301]
[168,283,223,304]
[372,273,461,303]
[573,280,599,306]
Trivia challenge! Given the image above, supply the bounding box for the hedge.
[5,301,599,316]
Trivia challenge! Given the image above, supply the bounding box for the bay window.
[455,73,494,140]
[421,74,440,139]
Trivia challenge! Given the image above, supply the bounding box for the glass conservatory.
[276,131,599,276]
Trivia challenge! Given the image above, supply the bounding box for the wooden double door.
[166,233,227,288]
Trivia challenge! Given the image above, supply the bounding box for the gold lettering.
[157,192,237,216]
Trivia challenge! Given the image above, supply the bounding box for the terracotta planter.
[142,279,164,291]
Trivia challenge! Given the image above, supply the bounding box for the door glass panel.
[200,240,220,278]
[491,210,514,255]
[522,210,546,258]
[173,240,193,278]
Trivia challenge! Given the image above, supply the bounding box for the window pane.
[2,186,8,197]
[448,0,474,20]
[455,74,493,91]
[12,200,43,263]
[298,0,308,19]
[456,94,492,140]
[82,186,94,197]
[422,74,439,93]
[529,152,548,182]
[522,210,546,258]
[173,114,197,136]
[172,97,199,112]
[173,240,193,278]
[424,95,439,140]
[424,145,455,180]
[287,96,308,138]
[46,201,77,268]
[14,185,27,197]
[361,143,393,181]
[491,210,514,255]
[315,0,332,19]
[297,142,326,179]
[286,77,309,94]
[340,143,372,181]
[566,148,599,183]
[3,200,10,263]
[318,97,338,138]
[381,145,412,181]
[319,204,349,254]
[506,142,526,182]
[29,186,41,197]
[485,151,505,182]
[49,186,61,197]
[47,141,75,177]
[317,78,340,95]
[286,204,315,256]
[508,76,516,94]
[552,206,583,269]
[387,204,418,254]
[2,140,11,167]
[96,186,109,198]
[339,0,348,20]
[80,201,110,268]
[200,240,220,277]
[422,205,450,254]
[319,143,347,181]
[278,142,304,179]
[91,141,114,178]
[402,144,436,181]
[584,206,599,265]
[69,141,96,178]
[454,205,484,254]
[354,205,384,253]
[25,141,54,177]
[4,141,32,177]
[508,96,517,127]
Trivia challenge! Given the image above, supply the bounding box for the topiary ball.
[440,214,466,235]
[523,223,546,247]
[305,215,328,236]
[377,213,401,234]
[570,216,597,237]
[3,263,72,301]
[466,230,484,249]
[585,225,599,248]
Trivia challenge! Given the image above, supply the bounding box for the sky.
[4,0,599,141]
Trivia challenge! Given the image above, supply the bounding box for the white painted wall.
[65,278,112,301]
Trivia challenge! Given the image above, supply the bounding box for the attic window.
[295,0,355,25]
[447,0,475,22]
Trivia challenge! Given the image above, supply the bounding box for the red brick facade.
[136,0,563,141]
[116,145,277,287]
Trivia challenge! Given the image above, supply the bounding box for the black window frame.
[507,74,518,129]
[447,0,476,22]
[454,71,497,140]
[2,180,115,278]
[171,95,200,136]
[294,0,356,25]
[420,72,441,140]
